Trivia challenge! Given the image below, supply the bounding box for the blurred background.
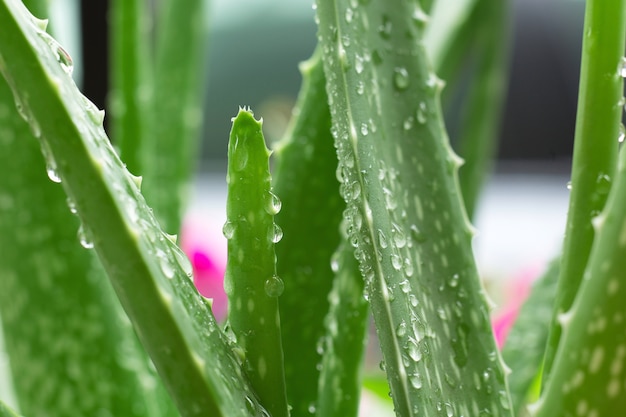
[70,0,584,283]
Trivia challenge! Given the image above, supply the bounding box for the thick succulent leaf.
[315,0,514,416]
[0,401,21,417]
[315,243,369,417]
[224,109,289,417]
[0,2,263,416]
[140,0,208,234]
[543,0,625,379]
[502,260,559,414]
[0,7,174,417]
[532,148,626,416]
[272,48,348,417]
[109,0,152,175]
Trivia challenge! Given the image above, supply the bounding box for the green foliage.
[1,0,626,416]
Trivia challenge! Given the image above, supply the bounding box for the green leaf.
[140,0,208,233]
[533,143,626,416]
[0,3,263,416]
[225,108,289,417]
[0,400,21,417]
[272,48,347,417]
[542,0,625,380]
[0,5,173,417]
[502,260,559,414]
[315,243,369,417]
[453,0,510,220]
[314,0,513,415]
[109,0,152,175]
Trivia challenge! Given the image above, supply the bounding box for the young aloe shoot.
[224,108,289,417]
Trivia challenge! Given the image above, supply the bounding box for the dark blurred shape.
[80,0,109,115]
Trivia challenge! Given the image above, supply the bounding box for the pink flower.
[491,265,541,348]
[180,214,228,321]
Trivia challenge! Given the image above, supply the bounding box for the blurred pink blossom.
[492,265,541,348]
[180,215,228,321]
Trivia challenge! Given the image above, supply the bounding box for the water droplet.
[449,273,459,288]
[408,343,422,362]
[264,275,284,297]
[360,122,369,136]
[399,279,410,293]
[356,81,365,95]
[378,15,392,39]
[416,102,427,124]
[396,321,407,337]
[270,223,283,243]
[403,116,414,130]
[330,251,341,273]
[409,373,422,389]
[39,141,62,183]
[307,403,316,414]
[566,181,572,190]
[393,67,410,91]
[383,187,397,210]
[156,249,175,278]
[620,57,626,78]
[265,191,283,216]
[172,245,193,278]
[596,173,611,195]
[437,307,447,320]
[222,221,236,239]
[378,230,388,248]
[379,360,386,371]
[619,124,626,143]
[345,8,354,23]
[404,259,414,277]
[392,223,407,248]
[78,224,94,249]
[391,254,402,270]
[445,402,454,417]
[409,294,418,306]
[66,197,78,215]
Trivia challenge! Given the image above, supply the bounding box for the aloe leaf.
[109,0,152,175]
[272,48,348,417]
[542,0,625,381]
[0,2,264,416]
[140,0,208,233]
[425,0,479,70]
[453,0,509,220]
[224,109,289,417]
[0,401,21,417]
[315,243,369,417]
[532,149,626,416]
[315,1,513,416]
[0,6,174,417]
[502,260,559,414]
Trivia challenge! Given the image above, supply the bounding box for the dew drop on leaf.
[78,224,94,249]
[156,249,175,279]
[270,223,283,243]
[264,275,284,297]
[265,191,283,216]
[222,221,236,239]
[393,67,410,91]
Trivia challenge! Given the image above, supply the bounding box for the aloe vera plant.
[1,0,626,416]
